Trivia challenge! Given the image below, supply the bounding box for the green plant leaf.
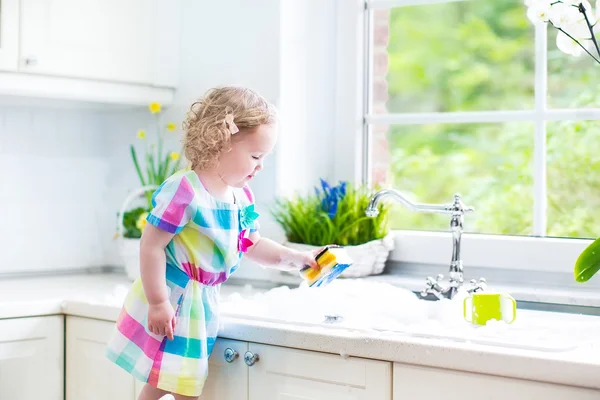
[130,145,146,186]
[170,160,180,176]
[156,117,164,179]
[122,206,150,239]
[574,237,600,282]
[146,151,157,184]
[159,153,170,182]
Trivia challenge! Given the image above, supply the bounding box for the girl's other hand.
[148,300,176,340]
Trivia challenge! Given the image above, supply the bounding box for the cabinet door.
[248,343,392,400]
[393,363,600,400]
[66,316,135,400]
[201,339,249,400]
[0,0,19,71]
[20,0,154,84]
[0,315,64,400]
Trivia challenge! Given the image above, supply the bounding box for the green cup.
[463,292,517,325]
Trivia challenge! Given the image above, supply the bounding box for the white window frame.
[334,0,596,275]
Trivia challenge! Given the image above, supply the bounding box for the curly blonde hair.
[183,86,278,170]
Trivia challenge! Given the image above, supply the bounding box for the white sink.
[220,279,600,353]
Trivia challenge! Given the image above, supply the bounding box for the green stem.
[156,114,164,181]
[578,2,600,58]
[552,23,600,65]
[145,192,153,210]
[147,150,158,185]
[130,145,146,187]
[170,159,180,176]
[161,154,171,182]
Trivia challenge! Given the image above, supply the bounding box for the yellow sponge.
[299,246,353,287]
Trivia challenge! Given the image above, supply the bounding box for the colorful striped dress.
[105,169,259,397]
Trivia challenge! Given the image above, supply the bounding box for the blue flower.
[316,178,347,219]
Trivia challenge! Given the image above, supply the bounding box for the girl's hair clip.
[224,113,239,135]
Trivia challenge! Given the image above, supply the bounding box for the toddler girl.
[106,86,321,399]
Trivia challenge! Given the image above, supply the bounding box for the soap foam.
[221,279,600,352]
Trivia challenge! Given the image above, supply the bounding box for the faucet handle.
[452,193,474,214]
[421,274,445,300]
[466,278,487,293]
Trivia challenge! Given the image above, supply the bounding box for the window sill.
[390,230,593,273]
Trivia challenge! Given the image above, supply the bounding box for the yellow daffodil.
[137,130,146,139]
[136,212,149,232]
[170,152,180,161]
[166,122,177,131]
[149,102,162,114]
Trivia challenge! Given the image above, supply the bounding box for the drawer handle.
[224,348,238,363]
[23,56,38,66]
[244,351,259,366]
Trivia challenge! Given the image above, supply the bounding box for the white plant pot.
[285,233,395,278]
[119,238,141,281]
[116,185,158,281]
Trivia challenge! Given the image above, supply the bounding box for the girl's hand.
[244,232,327,272]
[288,248,323,270]
[148,300,176,340]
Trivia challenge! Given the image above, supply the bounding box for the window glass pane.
[547,121,599,238]
[371,123,534,235]
[547,27,600,108]
[374,0,534,114]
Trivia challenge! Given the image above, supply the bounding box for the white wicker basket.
[285,233,395,278]
[116,185,158,281]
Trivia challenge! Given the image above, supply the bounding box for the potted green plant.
[115,102,182,280]
[272,179,394,278]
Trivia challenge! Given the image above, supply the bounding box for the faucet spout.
[365,189,459,218]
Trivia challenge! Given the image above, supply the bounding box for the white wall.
[0,106,158,274]
[0,0,339,277]
[1,107,106,273]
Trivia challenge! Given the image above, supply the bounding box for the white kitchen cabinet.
[393,363,600,400]
[248,343,392,400]
[137,337,250,400]
[19,0,177,86]
[66,316,135,400]
[202,339,250,400]
[0,315,64,400]
[0,0,20,71]
[0,0,178,105]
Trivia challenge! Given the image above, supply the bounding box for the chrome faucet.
[365,190,486,300]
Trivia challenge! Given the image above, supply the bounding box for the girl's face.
[217,123,278,188]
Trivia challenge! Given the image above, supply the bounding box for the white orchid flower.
[556,20,593,55]
[567,0,594,18]
[527,0,600,63]
[527,0,554,24]
[526,0,552,6]
[550,2,585,28]
[562,0,589,5]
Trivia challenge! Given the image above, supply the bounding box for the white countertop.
[2,272,600,391]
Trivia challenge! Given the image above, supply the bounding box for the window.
[336,0,598,274]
